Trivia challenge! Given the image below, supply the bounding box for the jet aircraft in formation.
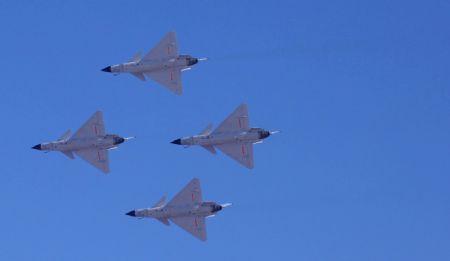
[101,31,206,95]
[171,103,278,169]
[126,178,230,241]
[32,31,279,241]
[32,111,133,174]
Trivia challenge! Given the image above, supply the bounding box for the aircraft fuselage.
[129,201,223,219]
[173,128,271,146]
[107,55,198,74]
[33,134,125,152]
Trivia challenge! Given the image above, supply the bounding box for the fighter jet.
[126,178,230,241]
[170,104,278,169]
[101,31,205,95]
[32,111,133,174]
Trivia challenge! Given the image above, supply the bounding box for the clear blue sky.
[1,0,449,260]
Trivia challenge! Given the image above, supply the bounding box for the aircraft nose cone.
[260,131,271,139]
[126,210,136,217]
[186,57,199,66]
[32,144,42,150]
[114,137,125,145]
[170,138,181,145]
[101,66,112,72]
[212,205,223,213]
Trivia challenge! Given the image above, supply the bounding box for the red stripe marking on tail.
[241,145,245,156]
[97,151,101,160]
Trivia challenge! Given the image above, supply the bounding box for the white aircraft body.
[126,178,230,241]
[32,111,132,174]
[170,104,277,169]
[101,31,205,95]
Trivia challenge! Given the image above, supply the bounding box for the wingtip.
[189,177,200,185]
[101,166,110,174]
[94,110,103,116]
